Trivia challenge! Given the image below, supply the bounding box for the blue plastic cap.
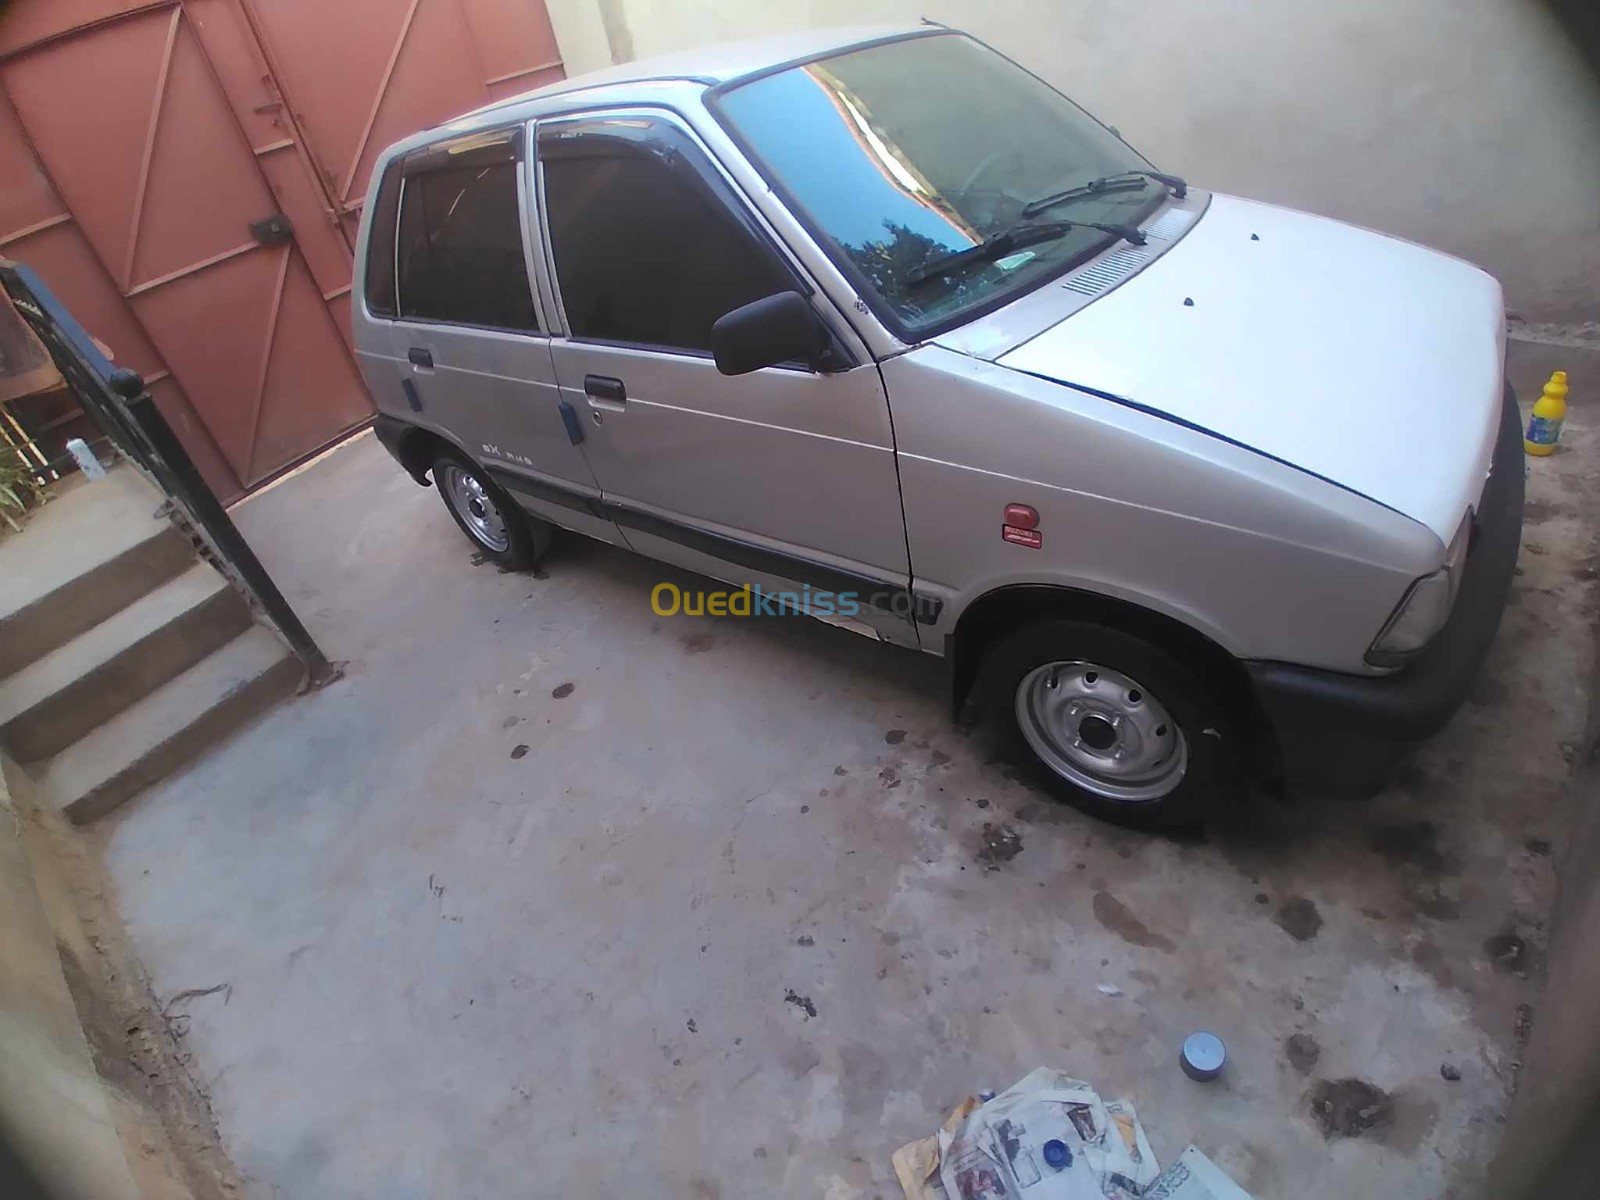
[1181,1031,1227,1081]
[1042,1139,1072,1170]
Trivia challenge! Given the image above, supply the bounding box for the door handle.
[583,374,626,409]
[408,347,433,369]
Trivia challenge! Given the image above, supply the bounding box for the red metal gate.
[234,0,566,251]
[0,0,564,502]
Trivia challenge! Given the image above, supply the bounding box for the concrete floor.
[97,349,1595,1200]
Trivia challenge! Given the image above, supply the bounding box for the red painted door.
[233,0,565,250]
[0,3,372,492]
[0,0,564,499]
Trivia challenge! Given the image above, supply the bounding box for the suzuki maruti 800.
[354,26,1522,827]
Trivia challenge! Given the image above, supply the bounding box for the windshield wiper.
[1021,170,1188,219]
[906,218,1146,288]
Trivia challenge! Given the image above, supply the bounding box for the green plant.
[0,443,45,531]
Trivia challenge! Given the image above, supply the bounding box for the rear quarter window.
[393,129,540,332]
[362,161,402,317]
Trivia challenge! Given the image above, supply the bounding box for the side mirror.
[711,291,830,377]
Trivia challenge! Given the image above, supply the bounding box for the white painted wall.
[544,0,1600,323]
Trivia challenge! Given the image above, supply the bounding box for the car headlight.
[1366,514,1472,667]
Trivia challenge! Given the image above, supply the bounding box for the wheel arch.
[374,416,482,488]
[396,423,447,485]
[946,584,1263,740]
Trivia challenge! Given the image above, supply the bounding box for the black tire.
[431,449,552,571]
[980,619,1237,829]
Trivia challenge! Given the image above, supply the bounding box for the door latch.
[250,214,294,246]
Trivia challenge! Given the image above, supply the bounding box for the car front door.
[386,126,621,546]
[532,111,918,644]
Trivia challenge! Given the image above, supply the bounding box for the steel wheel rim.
[1015,660,1188,802]
[440,464,509,552]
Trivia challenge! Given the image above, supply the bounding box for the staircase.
[0,466,302,821]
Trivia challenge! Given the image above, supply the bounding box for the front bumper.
[1246,383,1524,792]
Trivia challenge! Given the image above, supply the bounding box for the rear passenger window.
[363,161,402,317]
[539,118,793,353]
[396,135,539,332]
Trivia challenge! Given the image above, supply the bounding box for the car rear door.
[531,110,920,644]
[385,126,621,545]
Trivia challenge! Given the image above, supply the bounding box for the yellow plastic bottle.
[1525,370,1569,456]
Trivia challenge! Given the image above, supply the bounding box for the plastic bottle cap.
[1181,1031,1227,1081]
[1042,1139,1072,1170]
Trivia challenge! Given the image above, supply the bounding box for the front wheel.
[981,620,1237,829]
[432,450,551,571]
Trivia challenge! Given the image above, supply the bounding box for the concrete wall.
[544,0,1600,324]
[1489,634,1600,1196]
[0,760,140,1200]
[0,752,238,1200]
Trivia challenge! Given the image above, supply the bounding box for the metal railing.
[0,260,339,688]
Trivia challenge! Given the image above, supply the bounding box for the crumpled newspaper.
[892,1096,981,1200]
[892,1069,1254,1200]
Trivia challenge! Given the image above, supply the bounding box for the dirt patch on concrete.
[1309,1078,1395,1140]
[1485,925,1545,979]
[1285,1032,1322,1074]
[1522,498,1561,524]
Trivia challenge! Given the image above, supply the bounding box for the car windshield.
[714,32,1162,339]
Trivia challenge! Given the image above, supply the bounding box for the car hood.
[990,194,1505,541]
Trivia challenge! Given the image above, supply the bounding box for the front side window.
[714,32,1161,339]
[539,117,793,353]
[396,131,539,331]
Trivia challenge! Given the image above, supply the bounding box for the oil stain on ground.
[976,823,1023,870]
[1284,1032,1321,1074]
[1274,896,1323,941]
[1092,892,1175,952]
[1485,928,1531,975]
[1367,820,1451,874]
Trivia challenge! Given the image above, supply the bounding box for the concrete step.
[34,627,302,824]
[0,563,252,764]
[0,467,193,681]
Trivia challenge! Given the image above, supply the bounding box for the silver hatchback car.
[353,25,1522,828]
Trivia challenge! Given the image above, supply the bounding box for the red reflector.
[1004,504,1039,529]
[1002,525,1042,549]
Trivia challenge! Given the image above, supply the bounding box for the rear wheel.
[432,450,551,570]
[981,619,1236,828]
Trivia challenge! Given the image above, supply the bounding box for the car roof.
[464,23,938,117]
